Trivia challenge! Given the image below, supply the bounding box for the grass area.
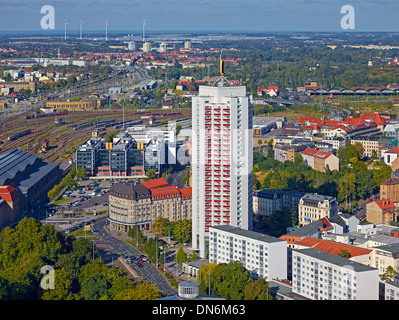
[53,197,73,205]
[69,227,98,239]
[85,210,108,215]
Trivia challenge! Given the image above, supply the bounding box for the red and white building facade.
[192,83,253,258]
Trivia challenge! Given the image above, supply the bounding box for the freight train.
[25,112,68,119]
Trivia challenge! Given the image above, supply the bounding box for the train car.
[26,112,67,119]
[8,129,31,141]
[73,122,93,130]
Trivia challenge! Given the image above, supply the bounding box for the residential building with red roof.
[296,113,385,139]
[285,236,373,264]
[366,199,396,225]
[300,147,339,172]
[141,177,169,190]
[108,178,192,232]
[0,184,21,227]
[384,146,399,166]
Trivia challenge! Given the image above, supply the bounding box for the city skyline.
[1,0,399,33]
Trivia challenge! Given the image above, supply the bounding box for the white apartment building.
[370,243,399,275]
[292,248,379,300]
[209,225,287,281]
[142,42,152,53]
[385,281,399,300]
[322,136,347,151]
[192,82,253,258]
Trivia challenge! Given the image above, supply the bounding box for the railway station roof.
[0,149,42,185]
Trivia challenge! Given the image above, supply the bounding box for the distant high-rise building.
[127,41,136,51]
[191,74,253,258]
[184,41,192,49]
[159,42,167,53]
[142,42,151,53]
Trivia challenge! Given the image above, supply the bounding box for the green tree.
[76,168,87,180]
[171,219,191,243]
[175,246,187,264]
[338,249,351,259]
[146,169,157,179]
[338,173,356,204]
[189,251,198,261]
[80,272,110,300]
[115,282,161,300]
[72,237,98,266]
[41,268,77,300]
[262,208,297,237]
[380,265,399,282]
[128,226,145,246]
[243,278,272,300]
[373,162,392,186]
[211,261,252,300]
[108,273,134,300]
[78,258,108,285]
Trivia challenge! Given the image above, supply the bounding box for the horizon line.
[1,29,399,34]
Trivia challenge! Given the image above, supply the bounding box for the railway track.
[0,108,191,161]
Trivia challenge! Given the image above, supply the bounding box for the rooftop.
[210,225,284,244]
[0,149,42,185]
[0,149,59,190]
[301,147,333,160]
[109,183,151,200]
[141,177,168,190]
[293,248,377,273]
[293,237,372,258]
[385,146,399,154]
[301,193,336,203]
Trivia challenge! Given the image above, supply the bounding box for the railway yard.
[0,108,190,164]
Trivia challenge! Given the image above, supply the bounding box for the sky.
[0,0,398,33]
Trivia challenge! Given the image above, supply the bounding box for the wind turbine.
[64,19,68,40]
[79,20,84,40]
[105,19,109,41]
[142,19,146,42]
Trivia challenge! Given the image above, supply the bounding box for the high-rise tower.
[191,62,253,258]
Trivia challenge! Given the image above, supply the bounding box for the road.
[92,220,177,296]
[166,165,190,189]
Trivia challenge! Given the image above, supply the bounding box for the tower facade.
[192,82,253,258]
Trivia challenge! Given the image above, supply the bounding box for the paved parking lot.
[59,182,110,212]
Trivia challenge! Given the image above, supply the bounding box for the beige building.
[46,97,107,111]
[366,199,397,225]
[370,243,399,276]
[380,176,399,205]
[274,144,309,163]
[0,81,37,94]
[350,137,381,158]
[108,178,192,232]
[298,193,338,226]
